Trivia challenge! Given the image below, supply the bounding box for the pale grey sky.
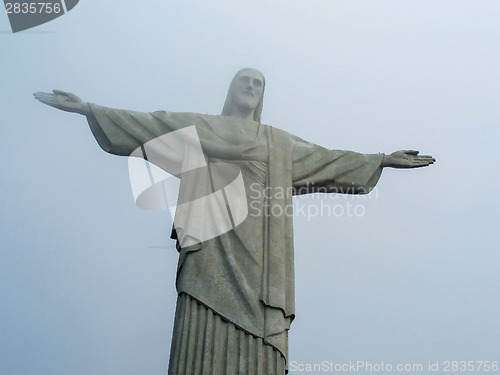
[1,1,499,374]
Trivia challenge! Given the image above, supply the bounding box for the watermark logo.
[127,126,248,248]
[127,126,379,245]
[4,0,79,33]
[248,184,377,220]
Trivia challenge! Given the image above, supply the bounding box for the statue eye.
[238,76,250,83]
[253,79,262,88]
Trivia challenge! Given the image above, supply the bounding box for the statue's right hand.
[33,89,91,116]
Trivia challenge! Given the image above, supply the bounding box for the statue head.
[221,68,265,123]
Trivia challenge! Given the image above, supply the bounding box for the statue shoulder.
[151,110,222,123]
[149,111,231,135]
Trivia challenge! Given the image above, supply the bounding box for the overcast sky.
[1,1,499,374]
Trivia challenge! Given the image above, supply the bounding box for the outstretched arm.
[381,150,435,169]
[33,89,165,155]
[291,135,385,195]
[33,89,259,161]
[290,133,436,195]
[33,90,91,116]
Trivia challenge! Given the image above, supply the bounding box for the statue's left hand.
[33,89,91,116]
[382,150,435,168]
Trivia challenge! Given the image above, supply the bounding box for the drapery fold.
[168,293,286,375]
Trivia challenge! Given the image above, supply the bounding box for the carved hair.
[221,68,265,123]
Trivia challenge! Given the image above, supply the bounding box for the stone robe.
[86,104,384,373]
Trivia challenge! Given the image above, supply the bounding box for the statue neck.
[227,106,254,121]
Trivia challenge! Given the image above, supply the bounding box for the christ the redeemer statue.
[34,68,435,375]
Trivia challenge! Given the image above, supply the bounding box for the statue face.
[231,70,264,112]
